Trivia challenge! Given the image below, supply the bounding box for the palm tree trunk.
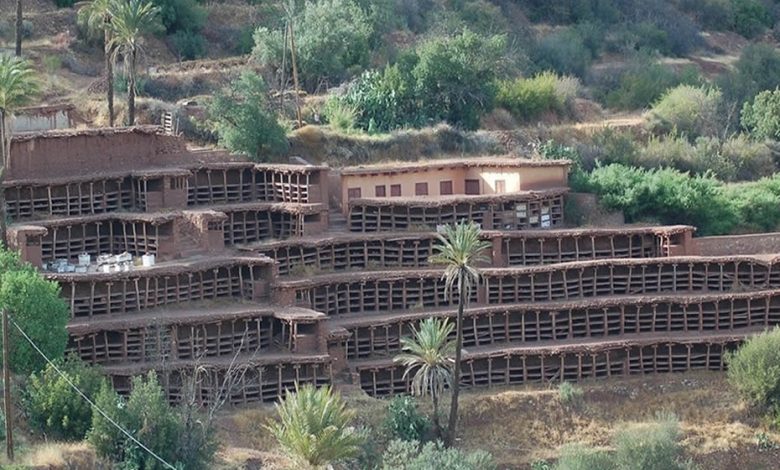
[127,50,136,126]
[431,386,441,439]
[0,110,9,246]
[104,20,114,127]
[445,274,466,447]
[15,0,22,57]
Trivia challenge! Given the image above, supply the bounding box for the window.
[415,182,429,196]
[375,185,386,197]
[391,184,402,197]
[347,187,362,200]
[495,179,506,194]
[440,180,453,195]
[465,179,480,195]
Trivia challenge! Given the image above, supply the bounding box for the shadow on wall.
[287,124,503,165]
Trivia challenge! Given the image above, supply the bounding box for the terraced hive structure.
[6,126,774,405]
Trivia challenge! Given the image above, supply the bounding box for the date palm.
[15,0,23,56]
[0,54,39,244]
[266,384,362,469]
[78,0,116,126]
[394,316,456,438]
[107,0,160,126]
[429,220,490,447]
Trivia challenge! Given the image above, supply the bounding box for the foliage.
[169,29,206,61]
[206,71,288,160]
[496,72,580,121]
[741,88,780,140]
[718,44,780,109]
[558,382,584,407]
[613,413,686,470]
[88,372,196,469]
[384,395,430,442]
[646,85,723,138]
[394,317,455,436]
[266,384,362,468]
[253,0,373,92]
[532,28,591,78]
[24,357,105,441]
[726,327,780,409]
[381,439,497,470]
[679,0,734,30]
[731,0,772,38]
[586,164,737,235]
[595,53,700,110]
[323,98,358,133]
[152,0,205,34]
[0,54,41,111]
[54,0,78,8]
[554,443,614,470]
[538,139,589,191]
[0,258,69,375]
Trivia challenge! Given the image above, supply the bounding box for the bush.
[54,0,77,7]
[554,443,614,470]
[726,327,780,408]
[638,134,697,172]
[719,44,780,109]
[732,0,772,38]
[384,395,430,442]
[323,98,358,133]
[719,134,775,180]
[532,29,591,78]
[741,88,780,140]
[24,357,105,441]
[496,72,561,121]
[680,0,733,30]
[727,184,780,231]
[613,413,687,470]
[206,71,288,160]
[646,85,723,139]
[382,440,497,470]
[253,0,373,92]
[558,382,584,407]
[169,30,206,61]
[153,0,206,34]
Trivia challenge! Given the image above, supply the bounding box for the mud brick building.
[5,126,778,404]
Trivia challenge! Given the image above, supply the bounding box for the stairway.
[328,210,349,233]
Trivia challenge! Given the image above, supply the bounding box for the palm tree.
[78,0,116,126]
[266,384,362,469]
[15,0,22,56]
[107,0,160,126]
[429,220,490,447]
[0,54,39,244]
[394,316,456,438]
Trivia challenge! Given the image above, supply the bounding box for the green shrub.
[554,443,614,470]
[613,413,687,470]
[719,134,775,180]
[590,129,640,168]
[382,439,496,470]
[741,88,780,141]
[253,0,373,92]
[206,71,288,160]
[732,0,772,38]
[153,0,206,34]
[54,0,77,8]
[496,72,561,121]
[558,382,584,407]
[384,395,430,442]
[533,28,591,78]
[646,85,723,139]
[726,327,780,409]
[600,54,700,110]
[24,357,105,441]
[727,184,780,231]
[679,0,733,30]
[169,30,206,61]
[323,98,358,133]
[719,44,780,109]
[638,134,696,172]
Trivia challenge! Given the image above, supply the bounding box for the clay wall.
[8,128,188,181]
[696,232,780,256]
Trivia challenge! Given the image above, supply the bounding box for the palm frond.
[394,317,456,398]
[0,55,40,112]
[429,220,491,302]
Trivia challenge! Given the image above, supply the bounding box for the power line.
[9,317,178,470]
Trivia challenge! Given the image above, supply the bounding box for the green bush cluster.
[646,85,723,138]
[381,439,497,470]
[726,328,780,409]
[384,395,430,442]
[496,72,580,121]
[558,382,584,407]
[741,88,780,141]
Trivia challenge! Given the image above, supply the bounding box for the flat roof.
[340,157,571,176]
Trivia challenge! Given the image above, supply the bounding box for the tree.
[107,0,161,126]
[266,384,362,468]
[725,327,780,409]
[88,372,182,469]
[0,250,69,375]
[741,88,780,141]
[23,356,105,440]
[78,0,117,126]
[253,0,373,92]
[206,71,288,161]
[646,85,724,139]
[0,54,39,243]
[15,0,22,56]
[429,221,490,446]
[394,317,454,438]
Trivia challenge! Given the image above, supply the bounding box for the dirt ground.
[215,371,780,469]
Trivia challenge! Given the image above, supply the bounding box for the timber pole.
[3,309,13,461]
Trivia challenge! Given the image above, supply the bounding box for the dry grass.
[216,371,780,470]
[24,442,99,469]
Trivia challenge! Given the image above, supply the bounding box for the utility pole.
[288,21,303,129]
[2,309,13,461]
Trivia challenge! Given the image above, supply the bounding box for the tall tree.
[394,316,456,438]
[15,0,22,56]
[429,221,490,446]
[78,0,116,126]
[0,54,39,244]
[107,0,160,126]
